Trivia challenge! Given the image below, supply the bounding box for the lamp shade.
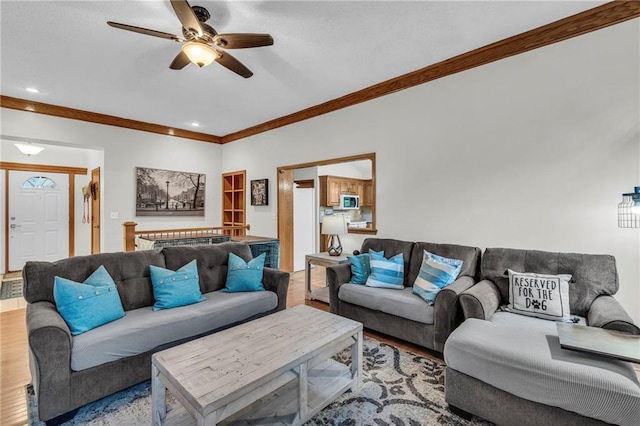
[181,42,218,67]
[322,215,347,235]
[15,142,45,156]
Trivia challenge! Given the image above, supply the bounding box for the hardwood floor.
[0,268,441,426]
[0,308,30,426]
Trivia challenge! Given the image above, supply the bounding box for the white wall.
[221,20,640,322]
[1,116,223,254]
[317,160,372,179]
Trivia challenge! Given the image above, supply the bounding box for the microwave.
[339,194,360,209]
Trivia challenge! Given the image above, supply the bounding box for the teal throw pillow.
[365,250,405,289]
[348,253,371,284]
[412,250,463,305]
[223,253,266,292]
[53,265,125,336]
[149,260,205,311]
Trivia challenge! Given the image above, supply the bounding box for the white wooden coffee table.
[151,305,363,425]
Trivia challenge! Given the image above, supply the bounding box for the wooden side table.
[305,252,349,303]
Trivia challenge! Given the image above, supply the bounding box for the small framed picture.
[251,179,268,206]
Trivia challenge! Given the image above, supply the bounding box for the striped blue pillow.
[413,250,463,304]
[365,250,404,289]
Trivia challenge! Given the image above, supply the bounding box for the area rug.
[0,279,23,300]
[27,337,491,425]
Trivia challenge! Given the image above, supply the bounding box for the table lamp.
[322,215,348,256]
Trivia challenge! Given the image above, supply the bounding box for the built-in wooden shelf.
[222,170,246,235]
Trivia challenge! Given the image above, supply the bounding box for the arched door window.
[21,176,57,189]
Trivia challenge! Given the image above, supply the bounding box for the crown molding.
[221,1,640,143]
[0,95,222,144]
[2,2,638,145]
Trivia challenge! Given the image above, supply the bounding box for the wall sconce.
[322,215,348,256]
[14,142,45,156]
[617,186,640,228]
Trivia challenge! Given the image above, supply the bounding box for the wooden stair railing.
[122,222,250,251]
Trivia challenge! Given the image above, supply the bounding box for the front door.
[8,171,69,271]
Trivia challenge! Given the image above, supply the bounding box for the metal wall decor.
[617,186,640,228]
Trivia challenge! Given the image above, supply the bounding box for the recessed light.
[25,87,40,93]
[191,122,200,127]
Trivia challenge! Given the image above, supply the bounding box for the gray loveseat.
[24,242,289,423]
[327,238,481,353]
[444,247,640,425]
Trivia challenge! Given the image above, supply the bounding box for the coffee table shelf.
[152,305,363,426]
[162,358,352,425]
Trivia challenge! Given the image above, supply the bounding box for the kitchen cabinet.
[362,180,373,206]
[356,182,364,200]
[340,180,358,195]
[320,176,372,207]
[319,176,341,206]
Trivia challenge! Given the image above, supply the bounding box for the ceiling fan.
[107,0,273,78]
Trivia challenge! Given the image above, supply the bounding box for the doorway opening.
[277,153,376,273]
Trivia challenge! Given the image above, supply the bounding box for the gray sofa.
[444,247,640,426]
[24,242,289,423]
[327,238,481,353]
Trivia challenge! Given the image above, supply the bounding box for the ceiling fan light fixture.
[181,42,217,68]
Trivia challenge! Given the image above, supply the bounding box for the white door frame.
[1,161,87,273]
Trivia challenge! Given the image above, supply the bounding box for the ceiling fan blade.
[107,21,184,41]
[213,33,274,49]
[169,51,190,70]
[170,0,203,36]
[215,51,253,78]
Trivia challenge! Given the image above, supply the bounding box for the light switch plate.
[110,212,119,219]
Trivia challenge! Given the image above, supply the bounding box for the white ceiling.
[1,1,607,137]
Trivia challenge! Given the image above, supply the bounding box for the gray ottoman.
[444,317,640,426]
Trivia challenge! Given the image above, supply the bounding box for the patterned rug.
[27,337,491,425]
[0,279,23,300]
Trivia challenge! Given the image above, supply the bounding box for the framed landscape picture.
[251,179,268,206]
[136,167,205,216]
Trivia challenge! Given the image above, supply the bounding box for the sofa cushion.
[481,248,618,317]
[361,238,414,286]
[444,319,640,426]
[408,242,480,285]
[70,290,278,371]
[413,250,463,305]
[366,250,405,289]
[162,242,253,293]
[150,260,206,311]
[222,253,266,292]
[23,250,166,310]
[505,270,571,322]
[53,266,125,335]
[339,283,434,324]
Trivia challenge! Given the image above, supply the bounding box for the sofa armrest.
[262,267,290,312]
[327,263,352,314]
[588,295,640,334]
[26,301,73,420]
[433,275,476,352]
[459,279,502,320]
